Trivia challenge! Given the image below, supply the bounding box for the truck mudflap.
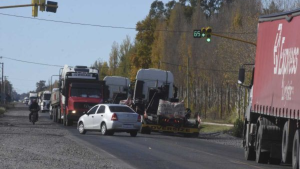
[141,124,199,134]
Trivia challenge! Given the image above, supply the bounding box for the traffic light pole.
[211,33,256,46]
[0,4,58,9]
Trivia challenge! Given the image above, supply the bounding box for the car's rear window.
[109,106,135,113]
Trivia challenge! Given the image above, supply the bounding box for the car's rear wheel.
[130,131,138,137]
[101,123,108,135]
[78,122,86,134]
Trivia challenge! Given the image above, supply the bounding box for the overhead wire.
[0,12,256,35]
[0,56,63,67]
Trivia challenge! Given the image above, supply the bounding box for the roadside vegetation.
[200,124,232,133]
[0,107,6,115]
[87,0,299,124]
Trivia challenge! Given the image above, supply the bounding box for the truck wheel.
[66,117,73,126]
[282,121,295,164]
[101,123,108,135]
[244,120,255,161]
[256,124,269,163]
[63,112,67,126]
[78,122,86,134]
[292,130,300,169]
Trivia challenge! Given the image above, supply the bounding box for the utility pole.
[51,75,59,91]
[0,63,3,104]
[4,76,8,104]
[187,56,189,108]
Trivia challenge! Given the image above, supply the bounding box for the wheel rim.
[79,123,84,133]
[101,124,106,134]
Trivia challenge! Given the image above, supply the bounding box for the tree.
[150,1,165,19]
[109,42,119,76]
[36,80,46,92]
[117,35,133,77]
[100,62,109,79]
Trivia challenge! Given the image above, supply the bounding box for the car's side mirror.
[238,68,245,84]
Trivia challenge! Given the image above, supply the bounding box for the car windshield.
[43,94,51,100]
[109,106,135,113]
[71,88,101,98]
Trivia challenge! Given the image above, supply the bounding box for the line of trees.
[93,0,300,121]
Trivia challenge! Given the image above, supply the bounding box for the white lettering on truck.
[273,24,299,101]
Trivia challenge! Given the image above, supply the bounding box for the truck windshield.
[71,88,101,98]
[43,94,51,100]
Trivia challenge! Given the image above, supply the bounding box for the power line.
[0,12,256,35]
[0,56,63,67]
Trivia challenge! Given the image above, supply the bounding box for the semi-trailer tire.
[256,124,269,163]
[292,130,300,169]
[282,121,295,164]
[53,109,56,122]
[65,114,73,126]
[244,120,255,161]
[63,112,66,126]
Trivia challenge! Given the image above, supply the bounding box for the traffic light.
[32,0,38,17]
[201,28,206,37]
[40,0,46,12]
[46,1,58,13]
[206,27,212,42]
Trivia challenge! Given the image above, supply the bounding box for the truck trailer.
[239,9,300,167]
[131,68,199,136]
[51,65,106,126]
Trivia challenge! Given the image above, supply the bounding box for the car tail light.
[111,113,118,121]
[137,115,141,122]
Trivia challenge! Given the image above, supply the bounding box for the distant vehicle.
[23,97,29,104]
[131,68,199,136]
[38,91,51,112]
[51,65,106,126]
[28,93,37,106]
[77,104,141,137]
[103,76,130,104]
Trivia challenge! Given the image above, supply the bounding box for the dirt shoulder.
[0,104,134,169]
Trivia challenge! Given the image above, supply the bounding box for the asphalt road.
[14,103,291,169]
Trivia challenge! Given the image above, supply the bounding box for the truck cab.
[28,92,38,106]
[103,76,130,104]
[133,68,175,115]
[59,65,105,126]
[39,91,51,112]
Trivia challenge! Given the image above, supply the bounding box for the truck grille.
[74,103,97,109]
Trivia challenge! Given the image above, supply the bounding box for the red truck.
[51,65,106,126]
[239,9,300,167]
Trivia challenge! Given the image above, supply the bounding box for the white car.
[77,104,141,137]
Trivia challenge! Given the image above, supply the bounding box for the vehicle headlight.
[72,110,76,114]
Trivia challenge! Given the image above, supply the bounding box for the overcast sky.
[0,0,170,94]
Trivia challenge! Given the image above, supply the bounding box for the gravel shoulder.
[0,105,134,169]
[199,132,243,148]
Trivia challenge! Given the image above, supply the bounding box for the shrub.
[0,107,6,115]
[232,118,244,138]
